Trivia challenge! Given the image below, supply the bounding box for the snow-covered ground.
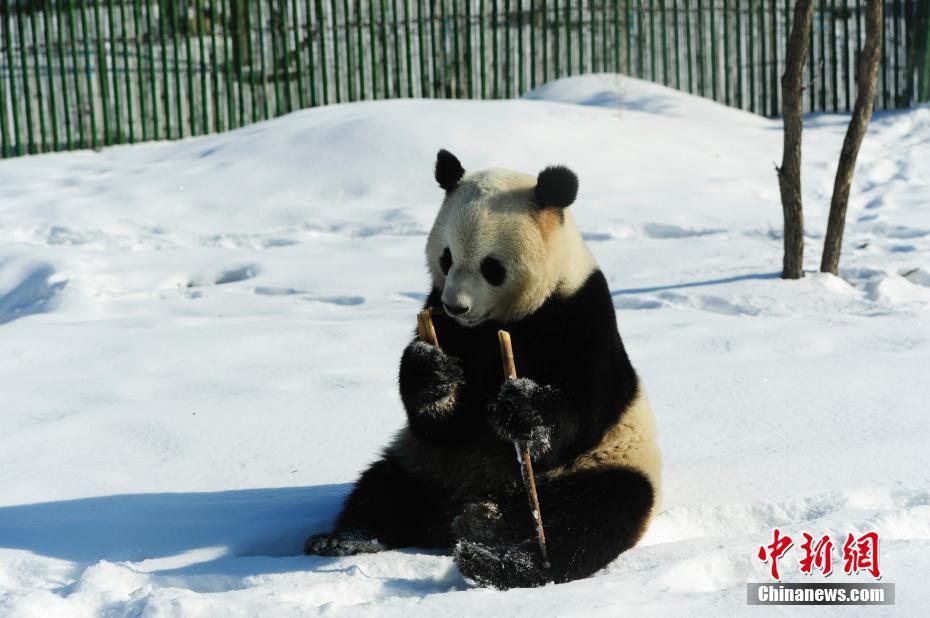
[1,75,928,616]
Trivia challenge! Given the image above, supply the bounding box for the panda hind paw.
[454,539,552,590]
[303,531,385,557]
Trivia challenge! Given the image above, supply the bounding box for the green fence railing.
[1,1,928,158]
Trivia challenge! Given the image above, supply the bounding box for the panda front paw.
[303,531,385,556]
[400,341,464,417]
[454,539,552,589]
[489,378,553,452]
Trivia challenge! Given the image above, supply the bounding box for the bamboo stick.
[497,329,549,565]
[416,308,440,347]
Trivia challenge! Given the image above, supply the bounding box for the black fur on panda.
[305,150,662,590]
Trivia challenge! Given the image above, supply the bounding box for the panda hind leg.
[304,454,454,556]
[454,467,654,589]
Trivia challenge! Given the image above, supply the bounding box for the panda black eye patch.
[480,257,506,286]
[440,247,453,274]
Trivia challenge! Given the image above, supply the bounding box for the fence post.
[405,0,414,97]
[144,4,159,139]
[0,10,9,158]
[41,3,60,151]
[158,0,172,138]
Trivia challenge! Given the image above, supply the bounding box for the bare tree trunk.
[777,0,815,280]
[820,0,884,275]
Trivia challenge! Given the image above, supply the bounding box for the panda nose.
[442,301,470,316]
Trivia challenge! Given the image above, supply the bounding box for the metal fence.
[0,1,928,158]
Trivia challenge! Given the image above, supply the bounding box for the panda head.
[426,149,597,327]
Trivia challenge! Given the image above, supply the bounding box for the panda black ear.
[534,165,578,209]
[435,149,465,192]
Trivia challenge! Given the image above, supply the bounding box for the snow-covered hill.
[1,75,928,616]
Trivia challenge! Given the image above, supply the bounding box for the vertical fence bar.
[328,0,341,103]
[809,0,815,110]
[736,0,742,107]
[277,1,292,113]
[590,0,596,71]
[267,0,281,114]
[118,0,134,142]
[0,10,12,157]
[303,0,316,105]
[392,0,401,96]
[843,0,850,109]
[544,0,551,82]
[565,0,573,75]
[770,0,778,113]
[893,0,900,106]
[503,0,510,96]
[881,0,888,108]
[170,0,184,136]
[468,0,475,98]
[104,0,120,144]
[256,0,269,117]
[157,0,171,139]
[758,0,766,115]
[636,0,644,78]
[710,0,718,100]
[516,0,526,96]
[197,0,210,126]
[245,0,259,121]
[697,0,704,95]
[532,0,538,84]
[4,6,23,155]
[304,0,320,107]
[554,0,560,78]
[661,0,669,84]
[222,0,237,127]
[184,0,197,131]
[829,0,837,109]
[132,0,145,142]
[685,0,692,91]
[211,0,223,128]
[378,0,387,98]
[360,0,370,99]
[747,0,754,111]
[93,0,112,145]
[15,5,36,153]
[424,0,434,97]
[317,0,330,103]
[79,2,100,149]
[41,2,60,150]
[429,0,438,97]
[625,0,631,75]
[602,0,609,72]
[724,0,730,104]
[55,0,75,149]
[29,4,48,151]
[649,0,656,81]
[818,0,826,109]
[72,0,93,148]
[481,0,488,96]
[143,4,160,139]
[608,0,616,73]
[672,0,679,87]
[405,0,414,97]
[577,0,584,73]
[368,0,376,99]
[344,0,355,101]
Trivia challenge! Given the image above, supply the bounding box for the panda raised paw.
[490,377,554,452]
[400,340,465,416]
[454,539,553,590]
[303,531,385,557]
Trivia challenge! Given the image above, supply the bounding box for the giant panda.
[305,150,662,590]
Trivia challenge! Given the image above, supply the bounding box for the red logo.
[757,530,882,580]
